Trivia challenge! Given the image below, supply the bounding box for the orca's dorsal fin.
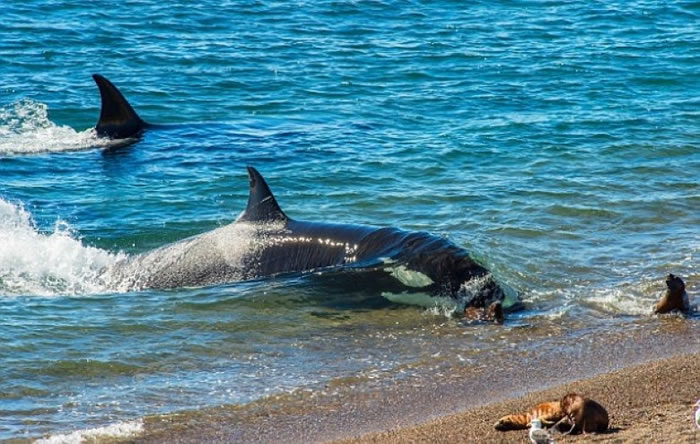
[93,74,146,139]
[239,166,288,222]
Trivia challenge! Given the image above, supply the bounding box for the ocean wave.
[522,278,673,318]
[0,198,123,296]
[34,419,144,444]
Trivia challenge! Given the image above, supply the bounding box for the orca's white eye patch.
[384,265,433,287]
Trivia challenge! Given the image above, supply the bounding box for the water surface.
[0,0,698,440]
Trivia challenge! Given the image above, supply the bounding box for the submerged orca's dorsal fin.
[239,166,288,223]
[92,74,146,139]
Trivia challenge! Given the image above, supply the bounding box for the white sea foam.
[0,199,123,296]
[524,279,681,318]
[458,273,493,302]
[0,99,109,154]
[585,283,662,316]
[34,419,144,444]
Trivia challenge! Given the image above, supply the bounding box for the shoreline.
[119,317,699,444]
[337,352,700,443]
[30,350,700,443]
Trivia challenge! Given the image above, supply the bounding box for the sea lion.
[559,393,609,434]
[494,401,564,431]
[464,301,504,324]
[654,273,689,314]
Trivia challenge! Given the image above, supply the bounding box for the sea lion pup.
[654,273,690,314]
[493,401,564,431]
[464,301,504,324]
[560,393,609,434]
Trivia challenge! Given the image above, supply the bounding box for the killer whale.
[92,74,150,139]
[104,167,505,309]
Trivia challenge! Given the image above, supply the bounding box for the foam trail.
[585,284,663,316]
[34,419,144,444]
[0,99,110,154]
[0,199,123,296]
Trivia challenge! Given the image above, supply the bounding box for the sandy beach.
[338,352,700,444]
[125,317,699,444]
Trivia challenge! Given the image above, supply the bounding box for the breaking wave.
[34,419,144,444]
[522,274,698,319]
[0,198,123,296]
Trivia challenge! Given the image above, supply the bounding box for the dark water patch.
[546,204,622,219]
[0,386,51,399]
[33,360,148,378]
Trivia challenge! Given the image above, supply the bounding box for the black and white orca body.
[104,167,505,309]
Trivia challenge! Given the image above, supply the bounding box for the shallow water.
[1,0,698,440]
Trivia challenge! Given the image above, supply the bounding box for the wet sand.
[131,317,699,444]
[338,352,700,444]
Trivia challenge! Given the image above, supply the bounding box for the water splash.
[522,277,688,319]
[0,100,107,154]
[585,282,661,317]
[0,199,123,296]
[34,419,144,444]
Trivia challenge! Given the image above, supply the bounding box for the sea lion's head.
[559,393,609,433]
[665,273,685,295]
[560,393,583,414]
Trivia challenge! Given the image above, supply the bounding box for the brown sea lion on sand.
[493,401,564,431]
[560,393,609,434]
[464,301,504,324]
[654,273,689,314]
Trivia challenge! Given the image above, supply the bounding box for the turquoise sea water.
[1,1,698,440]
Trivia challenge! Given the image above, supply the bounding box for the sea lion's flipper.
[239,166,288,222]
[93,74,146,139]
